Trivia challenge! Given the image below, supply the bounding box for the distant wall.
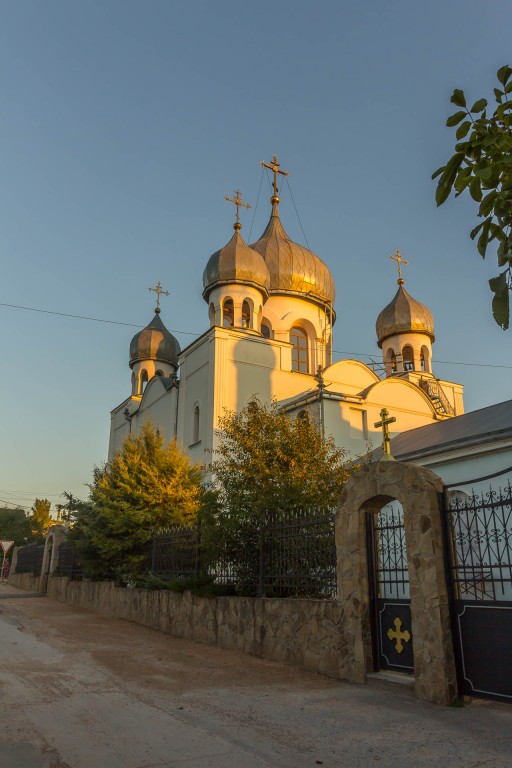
[8,574,346,680]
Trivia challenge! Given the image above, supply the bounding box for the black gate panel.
[456,603,512,701]
[369,502,414,675]
[377,599,414,673]
[446,475,512,703]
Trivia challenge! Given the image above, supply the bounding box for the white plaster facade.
[109,192,464,465]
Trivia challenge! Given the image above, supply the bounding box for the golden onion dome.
[129,312,180,368]
[202,226,270,301]
[376,283,435,348]
[249,200,335,306]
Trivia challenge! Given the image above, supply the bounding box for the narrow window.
[155,370,163,377]
[242,300,251,329]
[290,327,309,373]
[223,298,234,327]
[193,405,200,444]
[261,321,272,339]
[386,348,397,374]
[140,369,149,393]
[420,346,429,372]
[403,345,414,372]
[208,302,215,327]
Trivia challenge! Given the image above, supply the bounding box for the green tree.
[71,422,204,579]
[28,498,53,537]
[0,507,32,547]
[202,400,359,594]
[433,65,512,328]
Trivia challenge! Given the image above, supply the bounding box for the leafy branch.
[433,65,512,329]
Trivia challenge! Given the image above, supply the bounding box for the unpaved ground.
[0,583,511,768]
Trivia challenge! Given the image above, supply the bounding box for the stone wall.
[8,573,346,679]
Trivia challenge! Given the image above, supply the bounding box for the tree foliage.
[70,423,204,579]
[202,400,360,592]
[29,498,53,536]
[433,65,512,329]
[0,507,32,548]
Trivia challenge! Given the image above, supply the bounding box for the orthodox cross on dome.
[148,280,169,314]
[389,249,409,285]
[374,407,396,462]
[261,153,289,202]
[225,189,251,230]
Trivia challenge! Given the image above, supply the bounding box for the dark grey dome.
[129,312,180,368]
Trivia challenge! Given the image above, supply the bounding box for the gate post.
[335,460,458,705]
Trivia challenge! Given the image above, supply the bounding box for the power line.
[0,302,201,337]
[2,301,512,371]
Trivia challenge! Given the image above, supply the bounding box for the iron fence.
[14,542,45,575]
[54,541,83,580]
[151,507,337,598]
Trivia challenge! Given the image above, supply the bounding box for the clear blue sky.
[1,1,511,510]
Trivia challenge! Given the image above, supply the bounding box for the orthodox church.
[108,156,464,464]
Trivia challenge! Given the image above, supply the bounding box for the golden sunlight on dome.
[376,284,435,348]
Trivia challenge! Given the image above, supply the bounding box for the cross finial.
[225,189,251,231]
[148,280,169,314]
[389,249,409,285]
[374,407,397,461]
[261,153,289,203]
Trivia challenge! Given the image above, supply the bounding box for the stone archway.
[39,524,67,593]
[335,461,457,705]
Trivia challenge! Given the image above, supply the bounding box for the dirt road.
[0,583,511,768]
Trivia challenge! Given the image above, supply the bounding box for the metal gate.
[367,501,414,674]
[445,469,512,702]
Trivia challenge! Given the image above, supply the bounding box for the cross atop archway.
[374,407,396,461]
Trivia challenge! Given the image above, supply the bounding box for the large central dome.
[250,200,335,305]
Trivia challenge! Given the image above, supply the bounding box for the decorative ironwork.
[445,471,512,702]
[374,503,409,600]
[14,543,45,575]
[447,482,512,602]
[151,507,336,599]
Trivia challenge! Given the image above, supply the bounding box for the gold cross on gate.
[261,153,289,199]
[148,280,169,312]
[225,189,251,229]
[389,249,409,284]
[387,617,411,654]
[374,408,396,462]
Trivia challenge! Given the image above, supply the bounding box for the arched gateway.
[335,460,457,705]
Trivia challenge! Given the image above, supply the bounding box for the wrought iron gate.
[367,501,414,674]
[445,469,512,703]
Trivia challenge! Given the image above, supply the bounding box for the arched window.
[140,369,149,393]
[155,369,163,377]
[222,298,234,327]
[402,345,414,372]
[386,349,397,374]
[242,300,251,329]
[420,346,429,372]
[261,320,272,339]
[208,302,215,327]
[290,326,309,373]
[192,404,200,444]
[297,409,309,423]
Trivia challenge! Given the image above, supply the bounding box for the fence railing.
[54,541,83,580]
[14,542,45,575]
[151,507,337,599]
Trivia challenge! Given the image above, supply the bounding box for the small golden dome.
[376,285,435,348]
[250,201,335,306]
[202,228,270,301]
[130,313,180,367]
